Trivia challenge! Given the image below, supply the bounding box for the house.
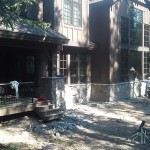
[3,0,147,114]
[89,0,150,101]
[0,0,92,113]
[0,1,69,116]
[42,0,92,108]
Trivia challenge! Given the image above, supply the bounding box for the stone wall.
[90,81,147,102]
[40,78,89,110]
[40,77,65,110]
[64,84,89,109]
[40,78,148,108]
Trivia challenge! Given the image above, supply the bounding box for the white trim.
[137,46,149,51]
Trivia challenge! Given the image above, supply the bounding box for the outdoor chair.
[128,120,150,144]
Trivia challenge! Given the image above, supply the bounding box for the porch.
[0,78,65,121]
[0,82,35,116]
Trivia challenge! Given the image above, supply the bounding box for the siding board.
[54,0,89,47]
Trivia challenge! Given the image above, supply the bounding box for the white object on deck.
[10,80,19,99]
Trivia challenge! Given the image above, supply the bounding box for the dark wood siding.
[90,4,110,83]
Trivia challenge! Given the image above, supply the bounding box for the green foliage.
[0,0,35,15]
[5,146,18,150]
[0,145,18,150]
[0,145,31,150]
[0,0,36,29]
[23,19,51,30]
[0,0,51,30]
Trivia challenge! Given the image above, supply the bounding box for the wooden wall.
[90,3,110,83]
[53,0,89,47]
[90,0,150,84]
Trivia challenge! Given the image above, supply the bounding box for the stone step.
[34,100,64,121]
[35,100,51,106]
[35,108,64,121]
[42,111,64,121]
[39,108,60,115]
[35,104,54,111]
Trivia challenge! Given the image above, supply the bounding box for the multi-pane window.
[79,55,86,83]
[57,53,67,82]
[60,54,67,75]
[70,54,86,83]
[144,24,150,47]
[64,0,73,24]
[120,16,129,45]
[120,8,143,47]
[73,0,81,26]
[120,50,143,81]
[130,7,143,46]
[144,52,150,75]
[120,50,129,81]
[64,0,82,26]
[57,52,87,84]
[129,50,142,77]
[70,55,78,83]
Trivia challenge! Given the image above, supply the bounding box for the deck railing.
[0,82,35,106]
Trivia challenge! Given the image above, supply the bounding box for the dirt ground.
[0,98,150,150]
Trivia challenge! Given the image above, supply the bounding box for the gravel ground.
[0,98,150,150]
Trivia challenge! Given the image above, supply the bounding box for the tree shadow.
[0,100,150,149]
[49,101,150,150]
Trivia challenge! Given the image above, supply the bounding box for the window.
[120,8,143,47]
[144,52,150,74]
[70,54,86,83]
[64,0,82,26]
[70,54,78,83]
[57,53,68,83]
[120,50,129,81]
[144,24,150,47]
[129,50,142,77]
[79,55,86,83]
[120,50,143,81]
[57,52,87,84]
[120,16,129,45]
[130,7,143,46]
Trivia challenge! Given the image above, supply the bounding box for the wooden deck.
[0,97,33,105]
[0,82,35,116]
[0,102,34,116]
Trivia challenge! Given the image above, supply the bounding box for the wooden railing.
[0,82,34,106]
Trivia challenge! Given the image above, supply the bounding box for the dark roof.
[89,0,120,5]
[0,18,69,44]
[89,0,150,9]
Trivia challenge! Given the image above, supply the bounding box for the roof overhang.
[0,18,69,45]
[89,0,120,5]
[89,0,150,9]
[131,0,150,9]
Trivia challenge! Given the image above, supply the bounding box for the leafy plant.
[0,0,35,29]
[0,145,18,150]
[22,19,51,30]
[0,0,50,30]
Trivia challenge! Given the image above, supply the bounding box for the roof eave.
[89,0,120,5]
[0,30,69,44]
